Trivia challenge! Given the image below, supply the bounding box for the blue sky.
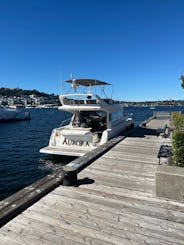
[0,0,184,101]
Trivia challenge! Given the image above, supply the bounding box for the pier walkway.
[1,115,184,244]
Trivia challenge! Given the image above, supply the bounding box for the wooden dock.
[1,115,184,244]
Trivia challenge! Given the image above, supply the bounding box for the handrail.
[60,117,71,127]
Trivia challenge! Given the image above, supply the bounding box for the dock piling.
[62,166,78,186]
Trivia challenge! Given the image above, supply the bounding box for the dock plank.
[21,207,180,245]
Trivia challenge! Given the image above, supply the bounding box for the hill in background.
[0,87,57,98]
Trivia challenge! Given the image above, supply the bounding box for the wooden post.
[62,166,78,186]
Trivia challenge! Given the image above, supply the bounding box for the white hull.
[40,146,94,157]
[0,108,30,122]
[0,108,19,120]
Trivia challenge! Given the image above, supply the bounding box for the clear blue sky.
[0,0,184,101]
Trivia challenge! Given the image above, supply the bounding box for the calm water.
[0,106,183,201]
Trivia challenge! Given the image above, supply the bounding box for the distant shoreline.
[1,87,183,108]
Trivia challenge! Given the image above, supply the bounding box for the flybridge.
[60,78,113,107]
[59,93,105,107]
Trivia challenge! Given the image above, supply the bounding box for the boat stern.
[39,126,99,156]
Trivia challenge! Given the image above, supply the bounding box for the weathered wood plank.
[21,206,181,245]
[80,167,155,183]
[0,221,83,245]
[113,144,160,154]
[78,173,154,193]
[88,153,158,166]
[29,189,184,234]
[88,165,155,179]
[79,183,184,211]
[3,191,178,244]
[102,151,159,164]
[0,214,109,245]
[51,187,184,224]
[9,188,182,244]
[13,211,134,245]
[97,151,159,162]
[0,169,64,228]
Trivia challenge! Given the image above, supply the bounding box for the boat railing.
[63,98,99,105]
[60,117,72,127]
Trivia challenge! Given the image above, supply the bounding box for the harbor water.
[0,106,183,201]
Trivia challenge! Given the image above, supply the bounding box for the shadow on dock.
[77,177,95,187]
[128,127,157,137]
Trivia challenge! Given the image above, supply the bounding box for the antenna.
[110,84,114,99]
[87,83,92,93]
[70,73,73,80]
[70,73,79,92]
[60,72,65,91]
[102,85,108,98]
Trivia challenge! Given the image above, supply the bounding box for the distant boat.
[40,78,134,157]
[9,104,25,109]
[0,107,30,122]
[150,105,155,110]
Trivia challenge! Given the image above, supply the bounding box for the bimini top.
[65,78,111,87]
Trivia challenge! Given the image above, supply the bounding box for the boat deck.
[40,145,93,157]
[1,116,184,244]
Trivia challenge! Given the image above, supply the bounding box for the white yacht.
[40,78,134,156]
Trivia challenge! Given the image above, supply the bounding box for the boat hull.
[39,146,93,157]
[0,108,30,122]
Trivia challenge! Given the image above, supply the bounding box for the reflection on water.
[38,155,77,171]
